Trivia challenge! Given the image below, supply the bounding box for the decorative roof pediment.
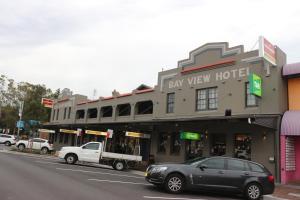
[178,42,244,68]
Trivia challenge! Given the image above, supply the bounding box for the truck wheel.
[18,144,25,151]
[65,154,77,164]
[114,161,125,171]
[41,147,49,154]
[5,141,11,146]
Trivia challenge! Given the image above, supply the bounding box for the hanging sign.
[41,98,54,108]
[38,129,55,133]
[180,132,201,140]
[59,129,78,134]
[249,73,262,97]
[125,131,150,139]
[85,130,108,136]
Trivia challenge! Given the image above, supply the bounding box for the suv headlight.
[151,166,168,173]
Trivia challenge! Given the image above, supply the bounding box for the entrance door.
[210,134,226,156]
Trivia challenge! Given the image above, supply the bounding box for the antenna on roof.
[250,38,259,51]
[92,89,97,100]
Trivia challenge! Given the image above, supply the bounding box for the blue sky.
[0,0,299,98]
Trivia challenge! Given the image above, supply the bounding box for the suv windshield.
[183,157,206,165]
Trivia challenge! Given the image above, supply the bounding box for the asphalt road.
[0,145,272,200]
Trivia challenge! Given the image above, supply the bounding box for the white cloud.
[0,0,300,98]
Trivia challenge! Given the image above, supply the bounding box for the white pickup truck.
[58,142,142,171]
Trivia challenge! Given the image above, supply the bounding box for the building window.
[158,133,168,153]
[52,109,56,121]
[196,87,218,111]
[170,132,181,154]
[68,107,71,119]
[63,107,67,119]
[87,108,98,119]
[101,106,113,117]
[166,93,175,113]
[56,109,59,120]
[117,104,131,116]
[75,110,85,119]
[246,82,258,107]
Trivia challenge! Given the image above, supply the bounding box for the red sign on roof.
[41,98,54,108]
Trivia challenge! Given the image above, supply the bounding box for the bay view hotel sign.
[168,66,250,89]
[160,36,274,98]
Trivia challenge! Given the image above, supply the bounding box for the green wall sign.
[249,73,262,97]
[180,132,201,140]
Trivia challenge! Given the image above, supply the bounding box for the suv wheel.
[18,144,25,151]
[65,154,77,164]
[5,141,11,146]
[41,147,48,154]
[245,183,262,200]
[165,174,185,194]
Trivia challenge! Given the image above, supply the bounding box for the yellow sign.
[59,129,77,134]
[125,131,150,139]
[85,130,107,136]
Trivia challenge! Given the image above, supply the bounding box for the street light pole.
[17,101,24,140]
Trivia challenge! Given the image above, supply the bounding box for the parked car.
[0,134,16,146]
[58,142,142,171]
[16,138,54,154]
[145,156,274,200]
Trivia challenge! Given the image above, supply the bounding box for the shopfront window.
[246,82,258,107]
[158,133,168,153]
[170,132,181,154]
[210,134,226,156]
[185,140,204,160]
[234,134,251,160]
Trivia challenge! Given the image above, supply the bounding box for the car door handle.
[244,172,250,176]
[95,152,99,153]
[218,170,224,174]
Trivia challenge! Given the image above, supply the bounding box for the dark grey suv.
[145,157,274,200]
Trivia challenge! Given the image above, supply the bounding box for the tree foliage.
[0,74,60,132]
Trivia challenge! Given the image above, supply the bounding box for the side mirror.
[82,146,86,149]
[199,164,207,171]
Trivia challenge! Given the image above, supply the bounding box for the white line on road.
[143,196,207,200]
[264,195,289,200]
[56,167,143,179]
[88,178,151,185]
[288,193,300,197]
[35,161,64,165]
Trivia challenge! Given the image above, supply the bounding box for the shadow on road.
[143,185,245,200]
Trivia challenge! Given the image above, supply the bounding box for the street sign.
[180,132,201,140]
[16,121,25,129]
[107,129,114,138]
[249,73,262,97]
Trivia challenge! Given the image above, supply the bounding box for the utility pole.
[17,101,24,140]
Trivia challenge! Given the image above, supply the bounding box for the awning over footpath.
[281,111,300,135]
[283,62,300,76]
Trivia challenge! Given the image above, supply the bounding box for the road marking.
[288,193,300,197]
[35,161,64,165]
[143,196,207,200]
[264,195,289,200]
[57,168,143,179]
[88,178,151,185]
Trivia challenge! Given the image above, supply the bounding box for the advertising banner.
[259,36,276,66]
[41,98,54,108]
[249,73,262,97]
[180,132,201,140]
